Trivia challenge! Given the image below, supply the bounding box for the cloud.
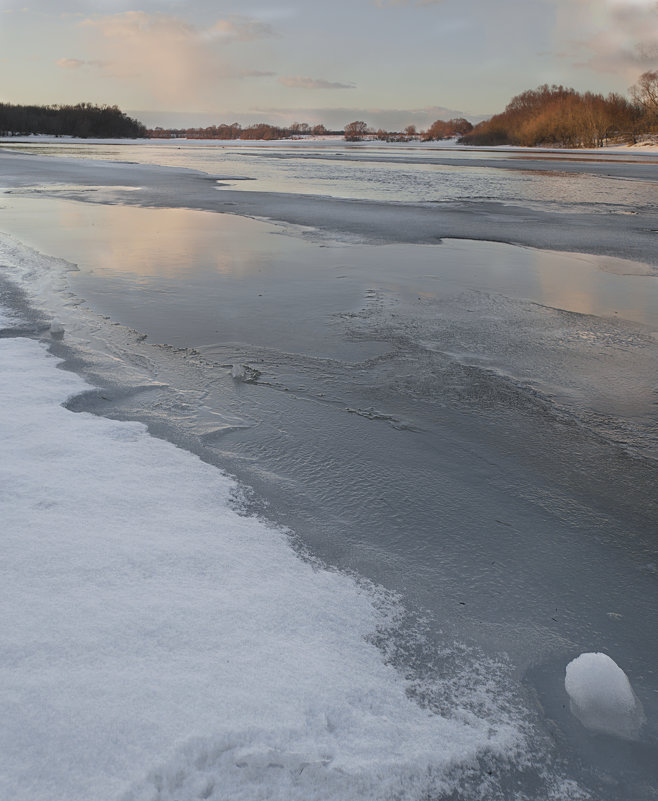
[131,103,484,132]
[56,58,86,69]
[557,0,658,79]
[247,104,478,130]
[279,76,356,90]
[205,16,275,42]
[375,0,445,7]
[55,57,108,70]
[77,11,275,106]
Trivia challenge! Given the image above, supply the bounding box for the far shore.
[2,133,658,153]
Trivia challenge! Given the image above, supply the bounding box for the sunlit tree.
[344,120,369,141]
[289,122,311,135]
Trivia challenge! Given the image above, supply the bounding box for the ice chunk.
[231,363,246,380]
[49,320,65,337]
[564,652,645,739]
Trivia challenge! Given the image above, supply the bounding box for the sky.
[0,0,656,129]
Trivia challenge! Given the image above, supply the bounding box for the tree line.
[459,71,658,147]
[149,122,333,140]
[0,103,147,138]
[344,73,658,148]
[344,118,473,142]
[4,71,656,147]
[149,119,473,142]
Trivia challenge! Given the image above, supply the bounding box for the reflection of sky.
[3,194,658,334]
[532,249,658,329]
[3,192,658,421]
[6,199,294,279]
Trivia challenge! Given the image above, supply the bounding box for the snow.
[0,134,344,146]
[0,135,152,145]
[0,329,527,801]
[603,139,658,153]
[3,133,658,152]
[564,653,646,739]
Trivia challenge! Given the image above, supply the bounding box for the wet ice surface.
[2,196,658,454]
[1,145,657,799]
[2,146,657,268]
[4,139,658,214]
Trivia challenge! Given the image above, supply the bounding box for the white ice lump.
[564,652,645,739]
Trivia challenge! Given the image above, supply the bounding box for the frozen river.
[4,138,658,213]
[0,140,657,800]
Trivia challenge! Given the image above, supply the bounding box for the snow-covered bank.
[0,327,539,801]
[0,134,345,147]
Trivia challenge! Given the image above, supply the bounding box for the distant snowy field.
[1,133,657,152]
[0,319,533,801]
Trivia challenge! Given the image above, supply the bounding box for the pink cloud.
[78,11,275,106]
[206,16,275,42]
[556,0,658,80]
[279,76,356,90]
[55,57,85,69]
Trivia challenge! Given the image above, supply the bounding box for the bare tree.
[344,120,369,141]
[422,119,450,140]
[630,70,658,125]
[447,117,473,136]
[422,118,473,141]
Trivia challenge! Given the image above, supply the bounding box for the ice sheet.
[1,148,657,267]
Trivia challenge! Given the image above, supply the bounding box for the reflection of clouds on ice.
[0,333,538,801]
[565,653,646,740]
